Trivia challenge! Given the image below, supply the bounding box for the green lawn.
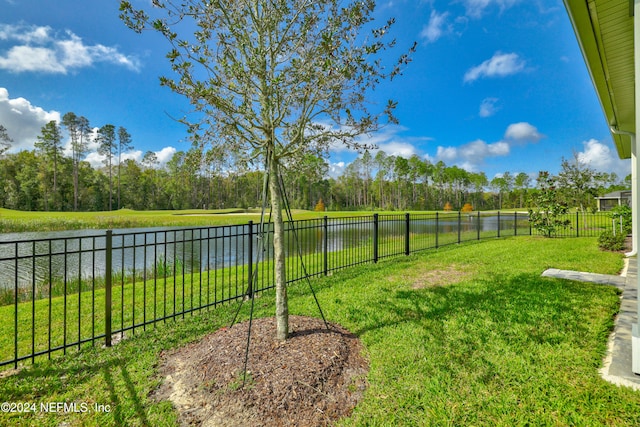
[1,236,638,426]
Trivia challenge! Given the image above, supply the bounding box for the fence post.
[323,216,329,275]
[497,211,501,238]
[457,211,461,244]
[373,214,379,263]
[105,230,112,348]
[477,211,481,240]
[247,221,253,298]
[405,213,410,255]
[514,211,518,236]
[435,212,439,249]
[576,211,580,237]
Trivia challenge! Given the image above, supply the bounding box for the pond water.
[0,214,528,290]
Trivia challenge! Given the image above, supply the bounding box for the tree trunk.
[73,165,79,211]
[268,155,289,341]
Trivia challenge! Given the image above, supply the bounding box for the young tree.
[97,124,117,210]
[528,171,571,237]
[120,0,414,340]
[117,127,134,209]
[0,124,12,157]
[35,120,63,210]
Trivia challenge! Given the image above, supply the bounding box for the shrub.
[598,230,626,252]
[444,202,453,212]
[314,198,326,212]
[461,203,473,212]
[609,205,632,235]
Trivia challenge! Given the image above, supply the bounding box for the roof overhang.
[563,0,635,159]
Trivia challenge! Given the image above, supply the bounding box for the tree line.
[328,151,626,212]
[0,122,628,213]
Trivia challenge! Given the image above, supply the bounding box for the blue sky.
[0,0,630,181]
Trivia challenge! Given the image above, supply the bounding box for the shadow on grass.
[341,271,619,349]
[0,304,236,426]
[1,355,151,426]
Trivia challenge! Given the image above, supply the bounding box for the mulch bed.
[151,316,369,426]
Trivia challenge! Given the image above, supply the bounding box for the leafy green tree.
[490,175,506,210]
[97,124,117,210]
[432,161,447,209]
[185,145,205,208]
[118,159,144,209]
[62,113,91,211]
[120,0,413,340]
[514,172,531,209]
[470,172,488,210]
[117,127,134,209]
[446,165,470,209]
[609,204,632,235]
[140,151,162,208]
[35,120,63,210]
[408,154,429,209]
[373,151,392,209]
[502,171,514,208]
[17,151,44,210]
[393,156,410,209]
[284,154,329,208]
[557,155,600,215]
[0,124,12,157]
[528,171,571,237]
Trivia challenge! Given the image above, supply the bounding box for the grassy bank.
[1,236,638,426]
[0,208,521,233]
[0,208,397,233]
[0,208,265,232]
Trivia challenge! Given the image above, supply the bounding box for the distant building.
[597,190,631,211]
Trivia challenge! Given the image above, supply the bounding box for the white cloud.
[0,87,60,151]
[85,147,174,169]
[462,0,521,19]
[504,122,543,143]
[375,141,419,158]
[155,146,177,166]
[329,124,429,156]
[436,139,510,171]
[433,122,540,171]
[576,139,630,175]
[436,146,459,162]
[463,52,526,83]
[478,97,499,118]
[83,151,107,168]
[121,150,143,163]
[421,10,450,43]
[328,162,346,178]
[0,23,50,43]
[0,23,141,74]
[328,125,432,177]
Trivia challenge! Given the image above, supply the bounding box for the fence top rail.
[0,232,106,245]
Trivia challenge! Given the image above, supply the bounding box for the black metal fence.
[0,211,614,369]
